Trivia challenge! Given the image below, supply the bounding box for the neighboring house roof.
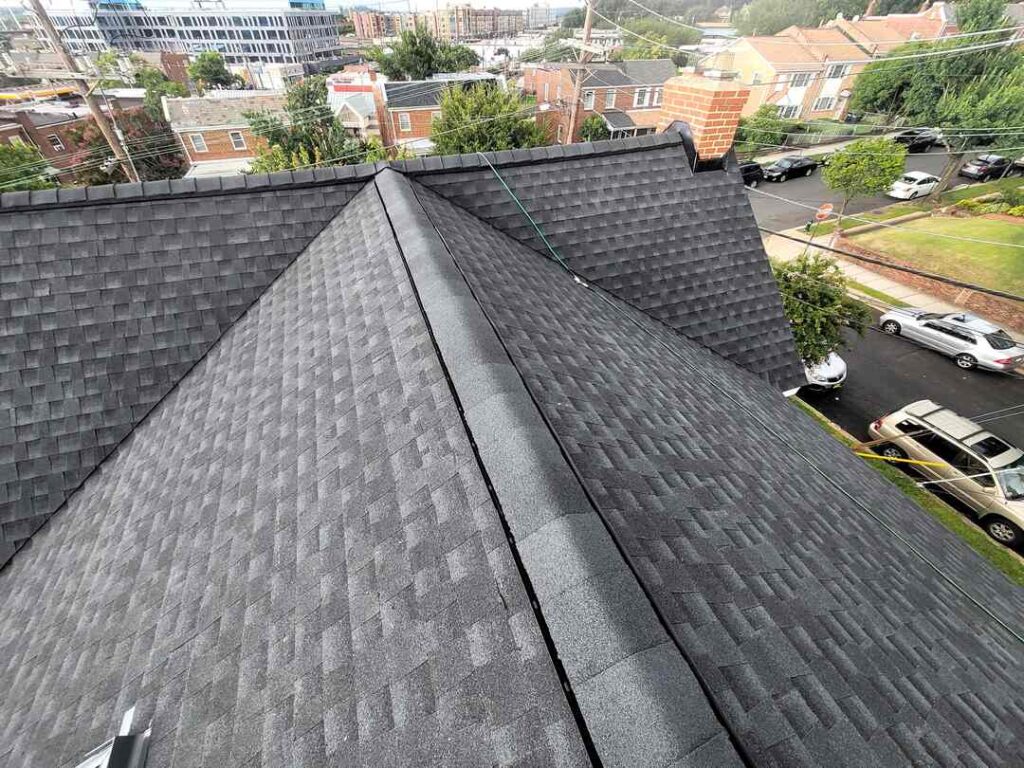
[163,92,286,131]
[183,157,254,176]
[743,36,823,70]
[616,58,679,84]
[829,18,911,54]
[384,81,449,108]
[0,108,90,128]
[778,25,868,63]
[1,134,1022,768]
[336,91,376,121]
[601,108,635,129]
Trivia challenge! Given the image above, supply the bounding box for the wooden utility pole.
[565,0,594,145]
[25,0,138,182]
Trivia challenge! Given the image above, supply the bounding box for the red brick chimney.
[657,70,750,160]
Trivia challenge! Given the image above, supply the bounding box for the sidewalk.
[751,131,899,165]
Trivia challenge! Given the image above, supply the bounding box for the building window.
[652,87,662,106]
[189,133,208,152]
[633,88,648,108]
[543,82,550,101]
[826,64,849,79]
[46,134,65,152]
[777,105,799,119]
[813,96,835,111]
[605,88,616,108]
[583,89,595,110]
[790,72,812,88]
[229,130,246,150]
[8,135,24,147]
[398,112,412,132]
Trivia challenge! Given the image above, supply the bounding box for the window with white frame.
[778,105,799,119]
[543,82,550,101]
[605,88,616,108]
[825,64,849,79]
[188,133,208,152]
[652,87,662,106]
[583,89,595,110]
[556,84,562,100]
[46,134,65,152]
[9,135,24,147]
[633,87,648,108]
[398,112,412,132]
[790,72,812,88]
[812,96,835,111]
[229,130,246,150]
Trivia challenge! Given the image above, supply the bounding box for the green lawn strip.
[792,398,1024,585]
[851,216,1024,296]
[845,280,911,307]
[808,203,926,237]
[940,177,1024,204]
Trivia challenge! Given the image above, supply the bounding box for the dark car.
[738,161,764,188]
[894,128,939,153]
[763,155,818,182]
[959,154,1011,181]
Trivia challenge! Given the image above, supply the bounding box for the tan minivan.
[868,400,1024,548]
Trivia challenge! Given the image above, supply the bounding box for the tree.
[561,8,585,28]
[0,143,53,191]
[735,0,868,36]
[735,104,790,153]
[366,27,479,81]
[135,65,188,120]
[611,33,671,60]
[579,114,610,141]
[66,108,187,185]
[822,137,906,229]
[621,17,700,48]
[95,50,130,88]
[773,253,871,365]
[187,51,236,90]
[431,83,548,155]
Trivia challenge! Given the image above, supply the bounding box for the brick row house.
[705,2,958,121]
[163,91,285,176]
[523,59,678,142]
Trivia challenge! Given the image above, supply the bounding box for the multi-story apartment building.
[423,6,523,41]
[32,0,342,65]
[350,10,424,40]
[524,3,554,29]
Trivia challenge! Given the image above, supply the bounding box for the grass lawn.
[792,399,1024,586]
[809,202,927,237]
[846,280,911,307]
[940,176,1024,204]
[851,215,1024,295]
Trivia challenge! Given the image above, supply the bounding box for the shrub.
[1006,205,1024,217]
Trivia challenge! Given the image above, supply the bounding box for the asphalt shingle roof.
[383,81,449,109]
[2,132,1022,768]
[601,109,636,129]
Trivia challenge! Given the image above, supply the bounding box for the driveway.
[748,149,953,231]
[799,312,1024,446]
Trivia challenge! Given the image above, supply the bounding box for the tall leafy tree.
[773,254,871,365]
[735,104,790,153]
[735,0,868,36]
[66,108,187,185]
[135,65,188,120]
[561,8,585,28]
[579,114,610,141]
[821,137,906,229]
[187,51,237,90]
[0,142,53,191]
[431,83,548,155]
[366,28,479,81]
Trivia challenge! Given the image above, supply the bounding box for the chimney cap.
[702,69,737,80]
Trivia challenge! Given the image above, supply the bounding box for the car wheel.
[983,516,1022,547]
[749,179,759,188]
[804,167,813,177]
[879,444,907,461]
[955,353,977,370]
[881,320,901,335]
[909,190,919,199]
[780,173,788,182]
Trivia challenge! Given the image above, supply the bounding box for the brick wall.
[0,124,29,146]
[381,106,438,148]
[657,72,750,159]
[177,126,268,163]
[13,113,93,172]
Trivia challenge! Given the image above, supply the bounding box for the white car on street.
[887,171,940,200]
[803,352,847,389]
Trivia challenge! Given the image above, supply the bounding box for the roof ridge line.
[378,169,743,767]
[0,179,372,575]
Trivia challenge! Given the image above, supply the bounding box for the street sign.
[815,203,834,221]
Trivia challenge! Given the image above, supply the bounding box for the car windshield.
[776,159,795,168]
[980,155,1002,163]
[986,332,1017,350]
[996,456,1024,499]
[918,312,943,320]
[898,175,918,184]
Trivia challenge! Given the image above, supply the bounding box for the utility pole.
[25,0,138,182]
[565,0,594,145]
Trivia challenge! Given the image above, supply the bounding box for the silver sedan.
[878,308,1024,371]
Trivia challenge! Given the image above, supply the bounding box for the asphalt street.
[799,312,1024,446]
[748,147,956,231]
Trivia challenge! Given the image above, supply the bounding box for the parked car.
[894,128,939,153]
[887,171,940,199]
[1012,155,1024,175]
[878,308,1024,371]
[868,400,1024,547]
[803,352,847,389]
[958,154,1011,181]
[738,161,764,188]
[763,156,818,182]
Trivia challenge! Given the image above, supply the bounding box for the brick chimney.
[657,70,750,160]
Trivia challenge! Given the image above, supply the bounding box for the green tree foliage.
[579,114,610,141]
[0,142,53,191]
[621,17,701,47]
[135,65,188,120]
[366,27,479,81]
[95,50,130,88]
[431,83,548,154]
[773,253,871,365]
[850,0,1021,129]
[735,0,868,36]
[561,7,585,28]
[521,29,576,63]
[735,104,790,152]
[187,51,237,90]
[67,108,187,185]
[822,137,906,220]
[611,33,672,60]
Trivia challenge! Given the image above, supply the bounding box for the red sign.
[815,203,834,222]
